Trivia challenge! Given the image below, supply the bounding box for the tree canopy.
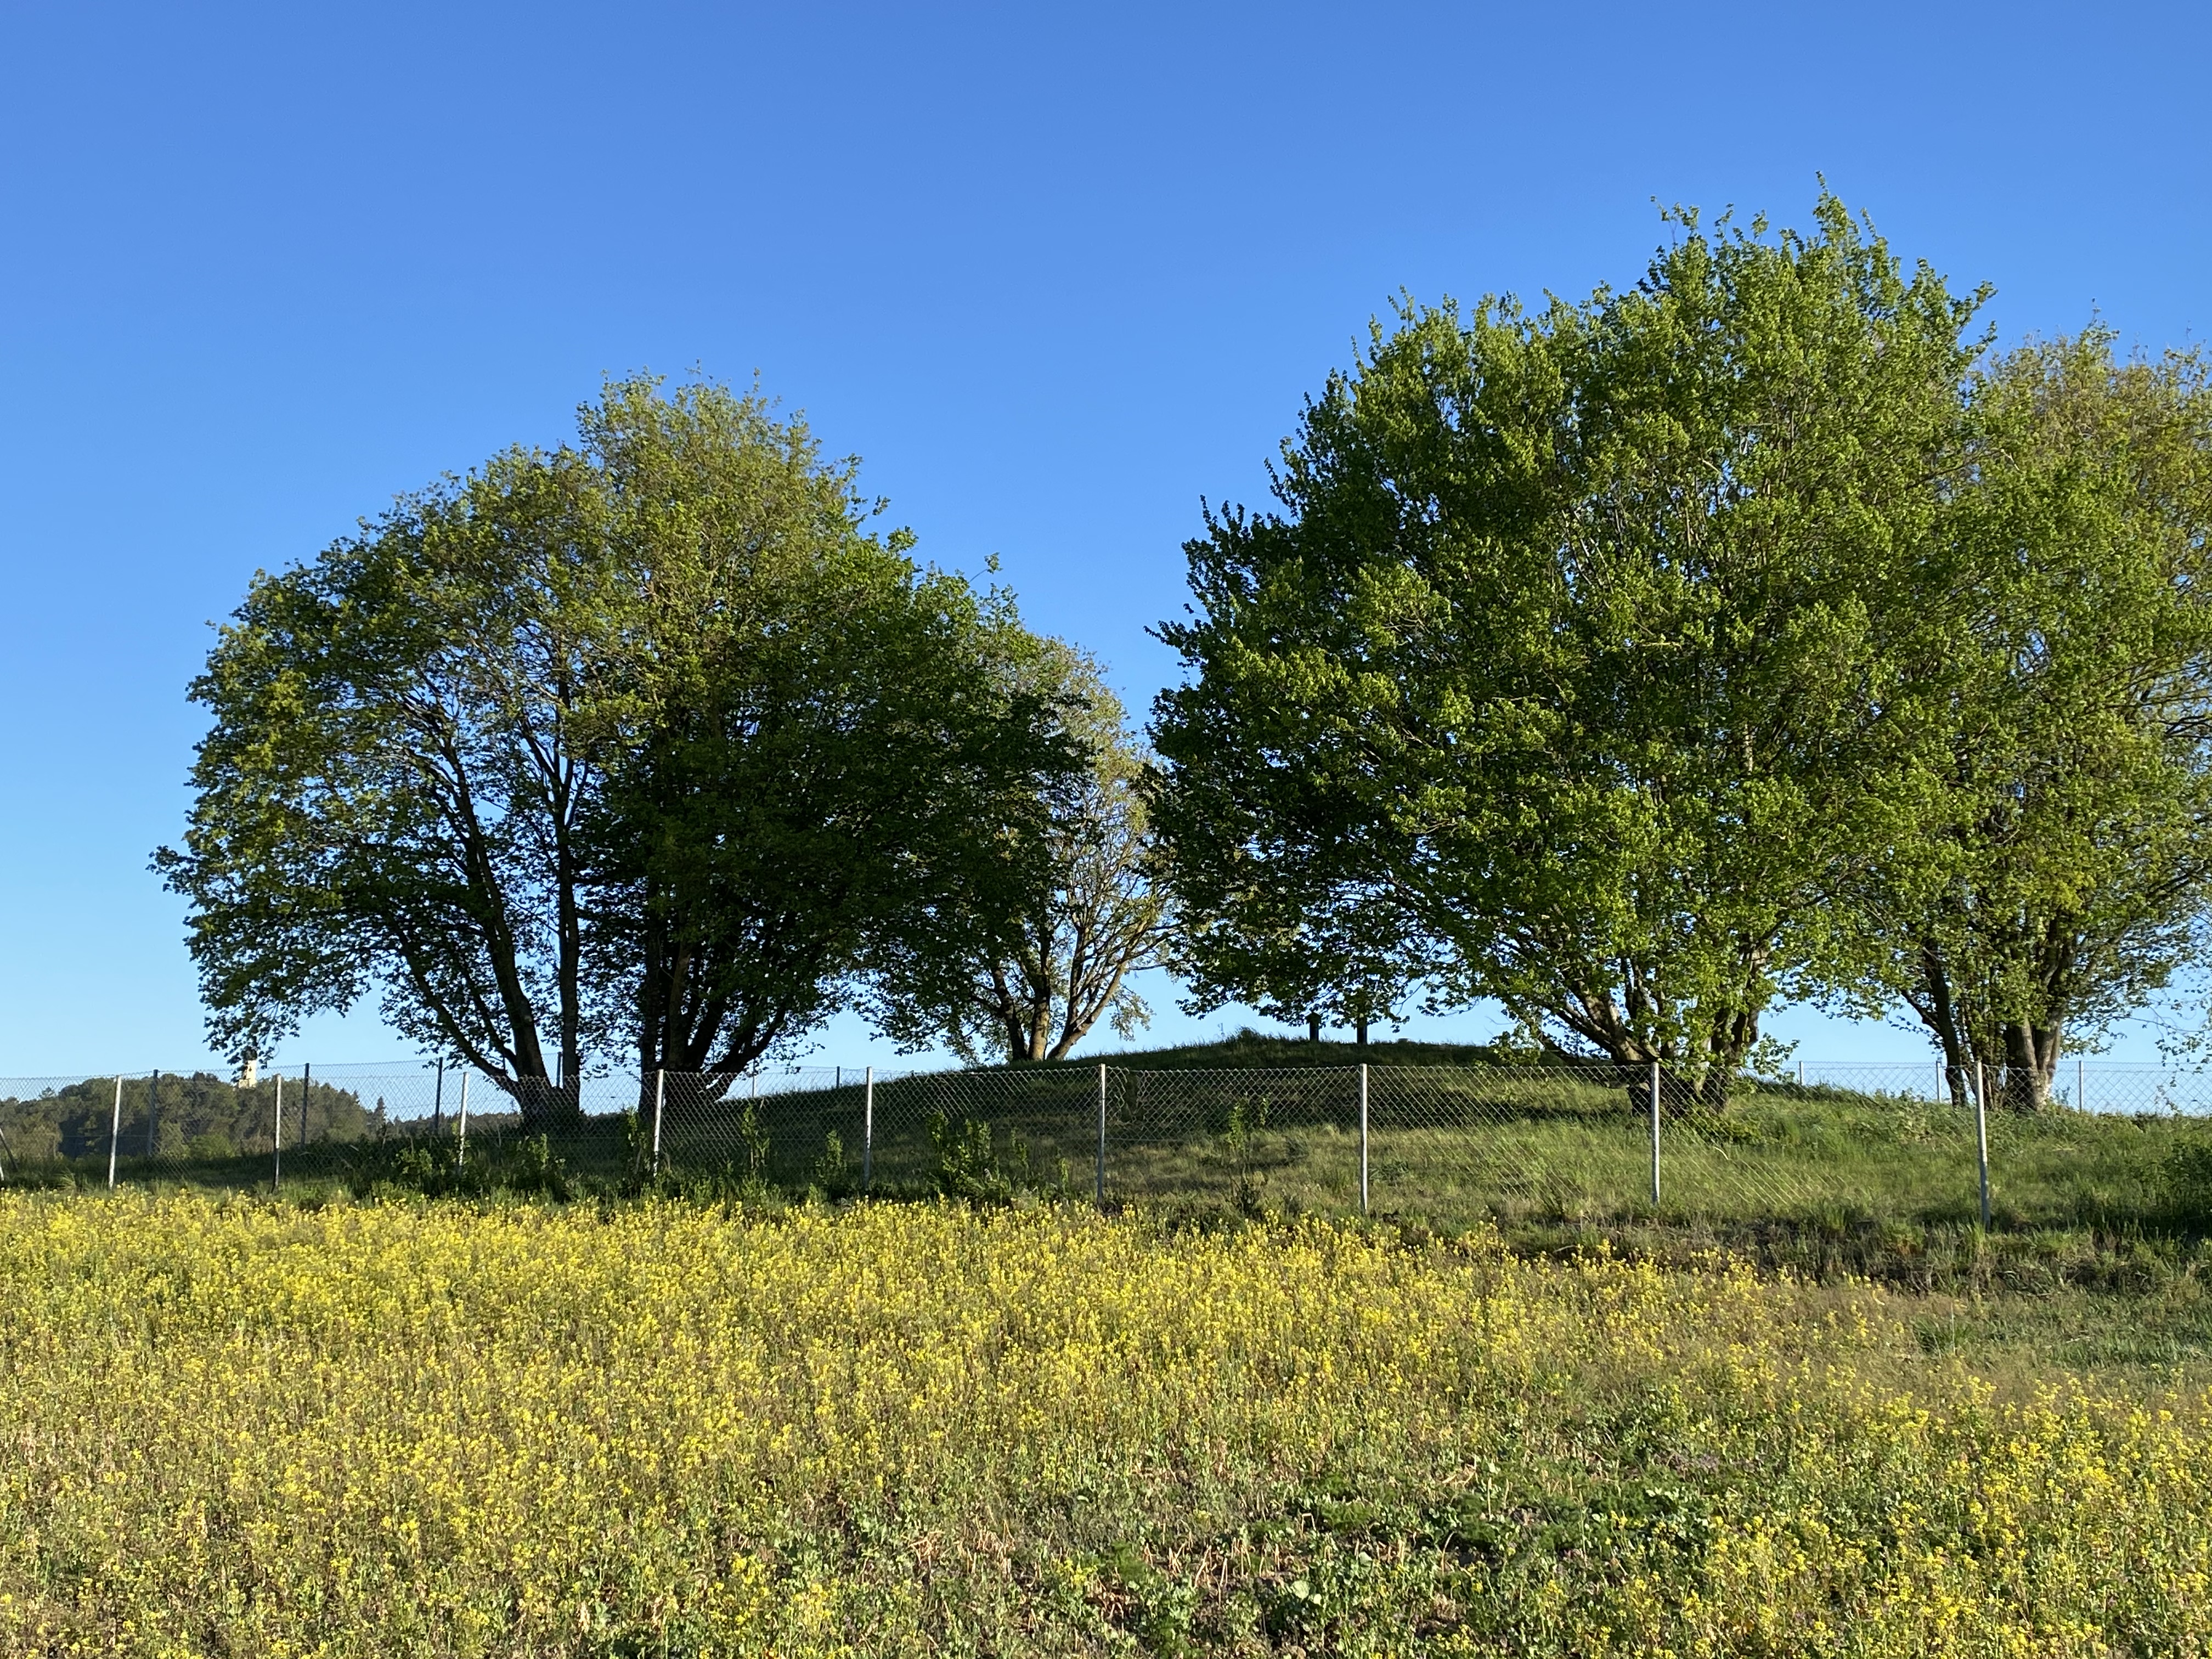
[159,376,1079,1098]
[1151,196,1991,1091]
[1152,200,2212,1098]
[1850,334,2212,1104]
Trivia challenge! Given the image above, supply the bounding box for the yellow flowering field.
[1,1195,2208,1656]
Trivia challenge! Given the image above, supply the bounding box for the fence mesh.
[4,1058,2211,1231]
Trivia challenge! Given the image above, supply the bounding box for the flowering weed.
[1,1194,2207,1654]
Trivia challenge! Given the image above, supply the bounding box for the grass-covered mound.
[3,1194,2210,1655]
[1011,1029,1530,1070]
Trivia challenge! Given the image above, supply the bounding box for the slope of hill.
[1012,1029,1533,1071]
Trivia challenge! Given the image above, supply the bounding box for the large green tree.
[1857,334,2212,1108]
[160,376,1075,1101]
[1150,197,1984,1093]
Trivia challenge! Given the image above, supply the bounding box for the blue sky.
[1,0,2205,1075]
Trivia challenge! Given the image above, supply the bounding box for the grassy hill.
[1025,1028,1533,1071]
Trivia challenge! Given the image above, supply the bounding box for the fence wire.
[4,1059,2211,1230]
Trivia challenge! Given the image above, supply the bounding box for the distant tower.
[236,1054,258,1088]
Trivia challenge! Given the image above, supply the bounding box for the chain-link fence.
[5,1058,2212,1231]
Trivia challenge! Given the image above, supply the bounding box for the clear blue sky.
[2,1,2205,1075]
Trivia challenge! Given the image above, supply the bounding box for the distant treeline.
[0,1075,382,1163]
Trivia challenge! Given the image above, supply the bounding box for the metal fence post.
[456,1071,470,1167]
[1973,1060,1990,1227]
[1096,1063,1107,1209]
[1649,1059,1662,1207]
[862,1066,874,1194]
[145,1070,159,1158]
[272,1072,283,1191]
[650,1068,665,1177]
[301,1061,312,1151]
[2078,1056,2086,1112]
[107,1075,123,1191]
[1358,1062,1370,1215]
[433,1059,444,1132]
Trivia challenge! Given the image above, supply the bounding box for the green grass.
[1018,1028,1529,1069]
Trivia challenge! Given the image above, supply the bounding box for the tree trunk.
[1913,941,1975,1110]
[1999,1019,2061,1111]
[1355,1017,1369,1046]
[1694,1004,1763,1109]
[1307,1012,1321,1042]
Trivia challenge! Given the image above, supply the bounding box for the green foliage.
[153,428,615,1086]
[868,639,1167,1064]
[1223,1092,1272,1216]
[585,380,1083,1076]
[1152,193,1988,1092]
[340,1128,572,1201]
[157,374,1080,1089]
[138,206,2212,1152]
[1153,196,2212,1099]
[810,1129,850,1195]
[0,1074,380,1171]
[2164,1133,2212,1223]
[734,1099,771,1181]
[1850,334,2212,1105]
[926,1109,1032,1203]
